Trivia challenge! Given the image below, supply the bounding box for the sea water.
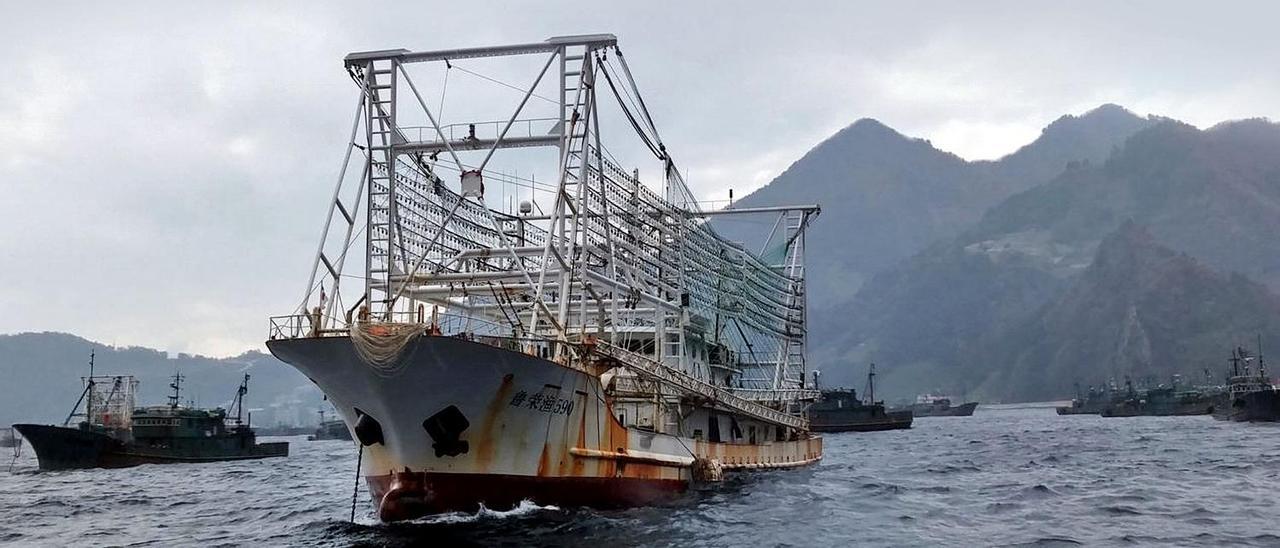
[3,406,1280,547]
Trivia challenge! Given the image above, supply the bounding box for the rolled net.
[349,322,422,376]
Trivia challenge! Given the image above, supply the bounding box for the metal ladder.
[551,44,594,332]
[362,58,400,314]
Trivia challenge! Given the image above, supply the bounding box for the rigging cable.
[438,59,452,122]
[596,58,662,159]
[601,55,661,155]
[450,62,559,105]
[612,47,664,146]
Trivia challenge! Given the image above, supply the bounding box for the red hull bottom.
[368,470,688,521]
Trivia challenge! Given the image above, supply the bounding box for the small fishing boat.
[897,394,978,417]
[308,408,353,441]
[1212,341,1280,422]
[13,352,288,470]
[809,364,912,432]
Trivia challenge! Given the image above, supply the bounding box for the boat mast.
[168,369,184,410]
[865,363,877,404]
[1258,334,1266,380]
[230,374,250,426]
[63,349,96,427]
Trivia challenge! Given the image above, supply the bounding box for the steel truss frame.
[292,33,821,414]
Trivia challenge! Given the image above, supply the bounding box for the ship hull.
[809,410,912,432]
[1101,405,1212,417]
[1101,392,1215,418]
[906,402,978,417]
[267,335,822,521]
[11,424,288,470]
[1055,406,1101,415]
[1212,391,1280,422]
[12,424,122,470]
[367,471,686,520]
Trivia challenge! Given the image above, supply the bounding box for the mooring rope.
[350,444,364,523]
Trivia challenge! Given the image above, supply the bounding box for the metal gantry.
[291,34,820,417]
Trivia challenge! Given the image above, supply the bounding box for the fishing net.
[349,322,423,376]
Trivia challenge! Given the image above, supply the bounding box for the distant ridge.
[714,104,1157,352]
[0,332,321,427]
[839,115,1280,400]
[977,222,1280,400]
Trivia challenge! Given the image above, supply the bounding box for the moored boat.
[1056,382,1113,415]
[1212,343,1280,422]
[13,354,287,470]
[809,364,912,432]
[309,408,353,441]
[267,34,823,522]
[897,394,978,417]
[1098,374,1217,418]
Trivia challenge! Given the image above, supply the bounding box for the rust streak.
[474,372,515,469]
[537,443,552,477]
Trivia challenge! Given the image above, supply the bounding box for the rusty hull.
[268,335,821,521]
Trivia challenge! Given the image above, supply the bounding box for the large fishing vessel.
[266,34,823,521]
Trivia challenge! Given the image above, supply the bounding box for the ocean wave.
[1098,505,1144,516]
[419,499,562,525]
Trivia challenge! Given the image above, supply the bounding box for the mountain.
[713,105,1156,346]
[840,118,1280,399]
[0,332,323,428]
[977,222,1280,401]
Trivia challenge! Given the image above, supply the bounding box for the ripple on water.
[1098,505,1145,516]
[1016,484,1059,500]
[1001,537,1083,547]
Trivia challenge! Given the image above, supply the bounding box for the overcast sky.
[2,1,1277,357]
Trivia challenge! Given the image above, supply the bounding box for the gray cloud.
[1,1,1276,355]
